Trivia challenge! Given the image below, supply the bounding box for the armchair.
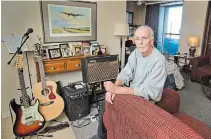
[190,50,211,82]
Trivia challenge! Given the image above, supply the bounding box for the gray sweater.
[117,48,167,102]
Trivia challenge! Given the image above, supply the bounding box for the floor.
[1,113,76,139]
[72,105,99,139]
[179,78,211,128]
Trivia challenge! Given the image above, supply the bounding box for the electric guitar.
[32,43,64,121]
[10,54,45,137]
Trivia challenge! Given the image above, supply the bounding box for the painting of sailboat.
[48,4,91,37]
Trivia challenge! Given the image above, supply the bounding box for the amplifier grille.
[87,61,119,83]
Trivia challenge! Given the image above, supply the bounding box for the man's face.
[134,28,154,54]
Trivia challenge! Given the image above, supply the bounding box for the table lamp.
[188,36,199,57]
[113,23,129,69]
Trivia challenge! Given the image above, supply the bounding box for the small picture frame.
[83,46,90,56]
[50,45,59,49]
[101,47,107,55]
[59,43,72,57]
[48,48,62,59]
[82,42,90,47]
[61,47,72,57]
[42,49,49,59]
[42,45,50,59]
[90,44,100,56]
[59,43,69,48]
[72,45,82,56]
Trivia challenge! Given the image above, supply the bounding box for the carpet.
[179,78,211,128]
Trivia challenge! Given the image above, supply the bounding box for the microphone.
[23,28,33,37]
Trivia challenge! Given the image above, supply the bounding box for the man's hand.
[104,81,117,93]
[105,92,116,104]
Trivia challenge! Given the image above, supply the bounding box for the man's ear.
[150,39,154,47]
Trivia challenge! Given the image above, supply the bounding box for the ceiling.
[127,0,183,5]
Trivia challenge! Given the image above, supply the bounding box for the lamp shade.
[113,23,129,36]
[188,36,199,47]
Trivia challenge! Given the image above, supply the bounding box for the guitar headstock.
[15,54,24,69]
[34,43,43,56]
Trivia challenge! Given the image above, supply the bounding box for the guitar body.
[10,99,45,137]
[32,80,64,121]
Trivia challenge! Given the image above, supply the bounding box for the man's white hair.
[135,25,154,40]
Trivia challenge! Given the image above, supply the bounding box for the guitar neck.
[18,69,30,108]
[37,56,47,89]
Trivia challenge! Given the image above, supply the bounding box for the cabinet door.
[66,59,81,71]
[44,62,65,74]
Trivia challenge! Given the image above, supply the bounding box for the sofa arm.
[156,88,180,114]
[190,56,209,81]
[103,94,203,139]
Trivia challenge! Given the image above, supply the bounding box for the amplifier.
[60,86,90,121]
[81,55,119,83]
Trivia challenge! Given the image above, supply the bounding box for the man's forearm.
[114,79,122,87]
[113,86,134,95]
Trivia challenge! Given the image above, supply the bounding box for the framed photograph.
[101,48,106,55]
[40,1,97,43]
[59,43,69,48]
[83,46,90,56]
[49,45,59,49]
[90,44,100,56]
[59,43,72,57]
[42,49,49,59]
[61,47,72,57]
[72,45,82,56]
[126,11,134,25]
[48,48,62,59]
[82,42,90,47]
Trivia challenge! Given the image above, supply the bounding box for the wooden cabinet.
[66,59,81,71]
[44,62,65,74]
[35,56,85,82]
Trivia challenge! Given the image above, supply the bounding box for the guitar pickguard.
[21,100,44,125]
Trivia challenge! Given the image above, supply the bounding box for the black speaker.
[60,86,90,121]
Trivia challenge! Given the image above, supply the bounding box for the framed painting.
[40,1,97,43]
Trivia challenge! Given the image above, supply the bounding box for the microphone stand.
[7,36,29,65]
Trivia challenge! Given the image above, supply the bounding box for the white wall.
[1,1,126,115]
[179,1,208,56]
[126,1,146,25]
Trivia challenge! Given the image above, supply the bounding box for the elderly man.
[90,25,167,139]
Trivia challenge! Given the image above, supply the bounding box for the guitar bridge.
[40,101,54,106]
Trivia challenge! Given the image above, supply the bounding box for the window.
[157,3,183,56]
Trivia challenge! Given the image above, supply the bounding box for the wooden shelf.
[35,56,86,82]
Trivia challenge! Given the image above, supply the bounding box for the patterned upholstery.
[174,112,211,139]
[103,89,211,139]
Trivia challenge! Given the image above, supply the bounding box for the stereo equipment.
[60,86,89,121]
[81,55,119,84]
